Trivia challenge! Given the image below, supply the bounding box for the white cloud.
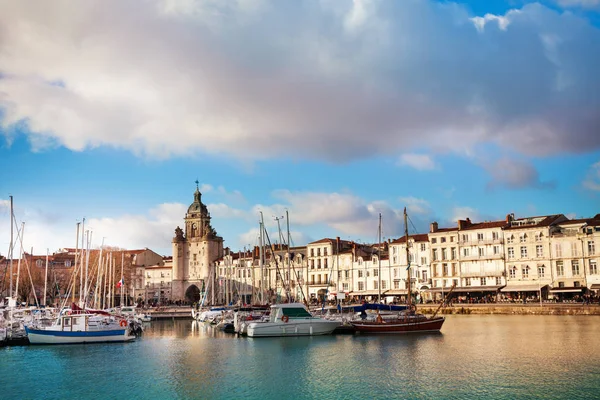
[399,197,432,215]
[207,203,249,219]
[1,188,437,256]
[0,1,599,162]
[471,12,513,32]
[449,206,481,223]
[199,184,214,193]
[583,161,600,191]
[86,203,187,254]
[397,154,437,171]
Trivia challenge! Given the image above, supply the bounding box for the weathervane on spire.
[195,179,199,190]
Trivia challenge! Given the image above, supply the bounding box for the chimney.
[458,219,470,230]
[430,222,438,233]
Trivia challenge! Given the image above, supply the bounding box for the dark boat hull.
[351,316,445,334]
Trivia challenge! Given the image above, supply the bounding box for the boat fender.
[120,320,128,327]
[281,315,289,323]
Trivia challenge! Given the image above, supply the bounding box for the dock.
[147,306,193,320]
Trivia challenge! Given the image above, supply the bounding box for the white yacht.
[246,303,341,338]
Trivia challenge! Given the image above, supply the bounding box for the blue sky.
[1,0,599,257]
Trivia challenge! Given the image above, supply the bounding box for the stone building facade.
[171,186,224,302]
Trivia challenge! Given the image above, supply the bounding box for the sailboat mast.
[9,195,13,299]
[79,218,85,304]
[44,249,49,307]
[15,222,25,301]
[259,212,265,304]
[120,252,124,307]
[73,222,80,304]
[85,230,92,305]
[286,211,291,303]
[95,238,104,308]
[404,208,412,310]
[378,213,382,303]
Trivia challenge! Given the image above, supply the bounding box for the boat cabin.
[57,314,88,332]
[269,303,313,322]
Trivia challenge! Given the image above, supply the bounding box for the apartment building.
[457,218,507,297]
[502,214,567,298]
[388,234,430,300]
[428,222,459,300]
[549,216,600,299]
[306,238,353,301]
[582,215,600,295]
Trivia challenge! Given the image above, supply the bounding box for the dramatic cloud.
[486,157,555,190]
[397,154,437,171]
[0,0,599,162]
[583,161,600,191]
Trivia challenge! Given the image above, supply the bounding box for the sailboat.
[350,208,446,334]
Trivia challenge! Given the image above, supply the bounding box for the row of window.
[506,232,543,244]
[356,280,389,290]
[431,232,502,244]
[506,260,598,278]
[309,247,329,257]
[463,277,503,286]
[310,259,329,269]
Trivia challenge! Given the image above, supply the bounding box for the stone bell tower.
[171,182,224,301]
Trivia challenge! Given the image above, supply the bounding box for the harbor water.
[2,315,600,399]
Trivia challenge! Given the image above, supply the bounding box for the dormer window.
[520,234,527,243]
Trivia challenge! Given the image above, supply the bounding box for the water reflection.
[2,316,600,400]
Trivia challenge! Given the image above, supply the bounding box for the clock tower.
[172,183,224,301]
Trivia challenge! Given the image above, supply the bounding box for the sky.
[1,0,599,257]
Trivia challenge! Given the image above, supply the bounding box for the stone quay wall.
[419,303,600,315]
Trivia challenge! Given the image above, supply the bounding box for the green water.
[2,315,600,399]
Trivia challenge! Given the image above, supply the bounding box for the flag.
[116,278,124,288]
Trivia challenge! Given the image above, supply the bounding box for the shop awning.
[549,287,583,293]
[427,287,454,292]
[453,286,504,293]
[383,290,408,296]
[501,284,548,292]
[349,290,385,296]
[589,284,600,290]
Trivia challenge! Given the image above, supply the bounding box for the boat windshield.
[281,307,312,318]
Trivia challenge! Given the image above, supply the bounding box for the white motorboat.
[25,312,136,345]
[246,303,341,338]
